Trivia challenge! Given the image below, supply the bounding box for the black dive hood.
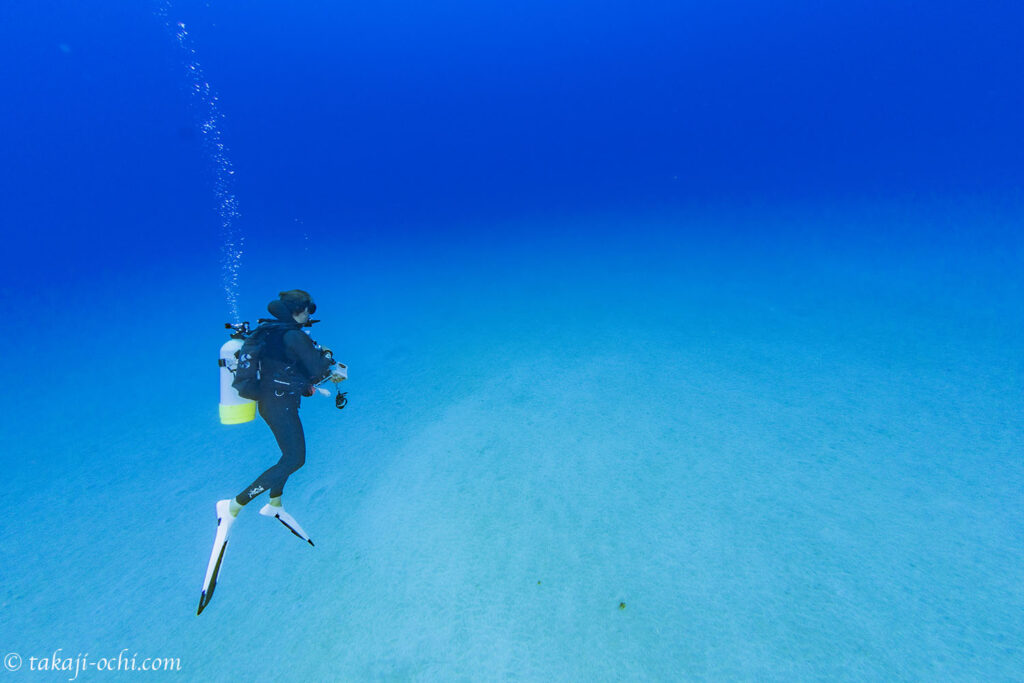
[267,298,295,321]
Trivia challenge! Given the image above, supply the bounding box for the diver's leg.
[235,394,306,506]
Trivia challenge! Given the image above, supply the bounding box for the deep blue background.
[1,0,1022,285]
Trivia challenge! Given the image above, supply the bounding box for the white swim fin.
[259,504,315,547]
[197,499,238,615]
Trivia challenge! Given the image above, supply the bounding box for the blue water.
[1,1,1022,680]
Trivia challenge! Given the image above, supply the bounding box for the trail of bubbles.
[157,1,243,323]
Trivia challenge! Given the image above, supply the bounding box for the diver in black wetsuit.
[224,290,345,523]
[199,290,343,613]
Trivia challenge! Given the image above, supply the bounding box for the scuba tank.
[218,323,257,425]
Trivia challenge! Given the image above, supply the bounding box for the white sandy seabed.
[1,206,1021,681]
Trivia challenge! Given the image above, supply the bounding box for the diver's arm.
[283,330,334,383]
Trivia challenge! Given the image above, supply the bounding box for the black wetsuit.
[235,321,333,505]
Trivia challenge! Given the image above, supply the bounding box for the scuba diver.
[227,289,345,531]
[199,289,346,615]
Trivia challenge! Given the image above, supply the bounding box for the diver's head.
[268,289,317,322]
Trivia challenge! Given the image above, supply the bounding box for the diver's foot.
[215,499,238,533]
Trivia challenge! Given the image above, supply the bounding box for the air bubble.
[158,1,243,323]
